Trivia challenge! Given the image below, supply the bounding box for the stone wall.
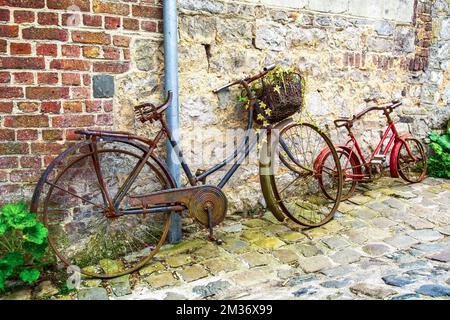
[0,0,448,211]
[120,0,448,211]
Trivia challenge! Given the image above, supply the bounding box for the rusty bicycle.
[30,65,343,278]
[316,100,427,201]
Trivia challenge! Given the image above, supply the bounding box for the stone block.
[348,0,383,19]
[308,0,348,14]
[255,21,287,52]
[93,75,114,98]
[384,0,415,23]
[262,0,308,9]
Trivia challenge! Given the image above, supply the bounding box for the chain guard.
[130,185,227,228]
[189,186,227,227]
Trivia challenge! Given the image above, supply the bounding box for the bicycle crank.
[130,185,228,228]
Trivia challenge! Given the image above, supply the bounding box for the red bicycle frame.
[336,101,416,180]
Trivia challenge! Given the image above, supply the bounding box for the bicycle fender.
[390,132,411,178]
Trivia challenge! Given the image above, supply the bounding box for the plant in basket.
[239,65,306,124]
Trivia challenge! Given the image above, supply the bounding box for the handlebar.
[334,100,402,129]
[354,100,401,120]
[212,65,277,94]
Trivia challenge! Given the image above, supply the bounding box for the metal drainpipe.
[163,0,182,243]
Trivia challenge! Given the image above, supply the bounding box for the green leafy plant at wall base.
[427,128,450,179]
[0,202,48,290]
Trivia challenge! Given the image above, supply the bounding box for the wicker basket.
[256,73,304,124]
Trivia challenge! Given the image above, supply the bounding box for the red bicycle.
[316,100,427,200]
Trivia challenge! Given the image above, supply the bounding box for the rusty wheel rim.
[267,120,343,227]
[397,138,427,183]
[41,143,173,278]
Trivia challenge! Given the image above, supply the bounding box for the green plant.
[427,128,450,179]
[0,202,48,290]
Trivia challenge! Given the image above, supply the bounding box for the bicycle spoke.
[45,180,106,211]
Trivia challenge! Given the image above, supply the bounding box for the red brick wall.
[0,0,162,200]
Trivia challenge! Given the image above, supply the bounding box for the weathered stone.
[384,235,419,249]
[193,280,231,298]
[273,249,299,264]
[408,230,444,242]
[164,292,187,300]
[415,284,450,297]
[413,243,448,253]
[399,260,429,270]
[93,75,114,98]
[391,293,420,300]
[371,217,397,229]
[375,21,394,36]
[284,274,316,286]
[292,286,318,297]
[229,267,274,286]
[179,0,225,14]
[255,21,287,51]
[394,27,415,53]
[5,289,32,300]
[427,251,450,263]
[322,237,349,250]
[139,262,166,276]
[320,279,350,289]
[406,217,435,230]
[298,256,333,273]
[350,283,397,299]
[382,198,407,210]
[180,97,218,126]
[77,288,109,300]
[242,219,269,228]
[351,208,378,219]
[297,243,322,257]
[239,252,273,268]
[146,272,178,288]
[99,259,125,274]
[382,275,415,287]
[178,265,209,282]
[166,254,193,268]
[222,223,243,233]
[179,15,216,44]
[82,279,102,288]
[254,237,285,249]
[321,266,353,277]
[34,281,58,300]
[241,229,266,242]
[330,248,362,265]
[437,226,450,236]
[279,232,304,242]
[202,257,242,275]
[222,238,249,253]
[193,243,221,260]
[108,275,131,297]
[362,243,392,257]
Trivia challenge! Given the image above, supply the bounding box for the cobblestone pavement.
[5,177,450,300]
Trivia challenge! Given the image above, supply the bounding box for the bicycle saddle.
[334,117,354,128]
[134,91,173,124]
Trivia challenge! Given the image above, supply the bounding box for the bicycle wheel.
[317,148,359,201]
[396,137,427,183]
[261,118,343,227]
[30,139,174,278]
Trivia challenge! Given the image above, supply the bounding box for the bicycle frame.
[340,108,415,180]
[70,68,299,217]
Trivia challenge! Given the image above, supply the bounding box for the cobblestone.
[13,177,449,301]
